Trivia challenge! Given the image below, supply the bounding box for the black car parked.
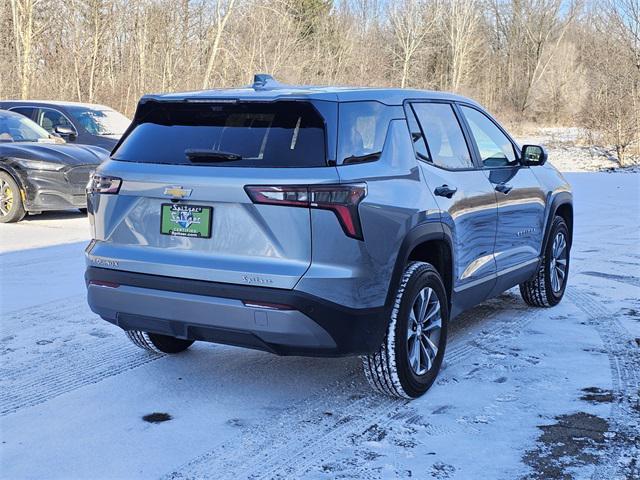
[0,109,107,222]
[0,100,130,151]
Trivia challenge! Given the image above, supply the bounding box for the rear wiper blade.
[342,151,382,165]
[185,149,242,163]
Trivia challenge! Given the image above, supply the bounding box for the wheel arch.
[541,192,573,256]
[0,164,27,204]
[555,202,573,246]
[0,164,26,190]
[386,222,453,311]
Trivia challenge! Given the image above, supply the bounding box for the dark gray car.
[85,75,573,398]
[0,100,130,151]
[0,109,106,222]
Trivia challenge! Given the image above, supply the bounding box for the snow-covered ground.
[516,127,640,173]
[1,170,639,479]
[0,210,89,254]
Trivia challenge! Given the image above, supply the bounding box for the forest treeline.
[2,0,639,163]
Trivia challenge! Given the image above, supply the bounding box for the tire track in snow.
[0,296,164,416]
[163,291,539,479]
[566,288,640,480]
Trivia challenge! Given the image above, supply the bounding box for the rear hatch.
[87,100,339,289]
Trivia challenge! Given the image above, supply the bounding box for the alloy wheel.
[407,287,442,376]
[0,178,14,217]
[550,232,567,292]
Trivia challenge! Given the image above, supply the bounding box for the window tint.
[461,106,517,167]
[113,101,326,167]
[338,102,396,164]
[412,103,473,169]
[38,108,74,134]
[9,107,35,120]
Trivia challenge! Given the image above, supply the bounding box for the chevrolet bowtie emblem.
[164,186,192,198]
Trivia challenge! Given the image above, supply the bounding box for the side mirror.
[521,144,547,166]
[55,125,76,140]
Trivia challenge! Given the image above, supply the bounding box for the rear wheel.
[126,331,194,354]
[520,216,570,307]
[0,172,26,223]
[362,262,448,398]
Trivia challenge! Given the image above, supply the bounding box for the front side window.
[38,108,74,133]
[460,106,517,167]
[411,103,473,170]
[113,101,326,167]
[338,102,397,164]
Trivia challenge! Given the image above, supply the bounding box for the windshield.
[66,106,130,136]
[0,113,53,143]
[112,101,327,167]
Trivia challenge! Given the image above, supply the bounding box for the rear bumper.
[85,267,388,356]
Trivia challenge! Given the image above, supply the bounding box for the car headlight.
[15,158,65,171]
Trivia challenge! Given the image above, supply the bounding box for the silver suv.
[85,75,573,398]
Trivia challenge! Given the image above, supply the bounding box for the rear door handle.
[434,185,458,198]
[495,183,513,194]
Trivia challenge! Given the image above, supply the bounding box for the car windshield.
[0,113,53,143]
[66,106,130,136]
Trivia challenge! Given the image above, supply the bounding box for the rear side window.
[8,107,36,120]
[338,102,397,164]
[112,101,326,167]
[411,103,473,170]
[460,106,517,167]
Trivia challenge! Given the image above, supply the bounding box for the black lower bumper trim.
[86,267,388,356]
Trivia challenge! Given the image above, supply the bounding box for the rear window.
[112,101,326,167]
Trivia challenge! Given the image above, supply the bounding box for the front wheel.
[520,216,570,307]
[126,330,194,354]
[362,262,449,399]
[0,172,26,223]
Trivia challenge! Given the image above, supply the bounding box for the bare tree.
[580,0,640,165]
[9,0,47,99]
[202,0,237,89]
[440,0,485,91]
[488,0,579,114]
[387,0,432,88]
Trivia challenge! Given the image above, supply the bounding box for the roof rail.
[252,74,281,90]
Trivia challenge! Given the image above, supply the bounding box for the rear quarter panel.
[295,119,442,309]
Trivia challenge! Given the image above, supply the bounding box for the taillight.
[244,186,309,207]
[87,174,122,194]
[245,184,367,240]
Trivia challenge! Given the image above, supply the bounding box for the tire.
[0,172,26,223]
[519,216,570,307]
[362,261,449,399]
[125,330,194,354]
